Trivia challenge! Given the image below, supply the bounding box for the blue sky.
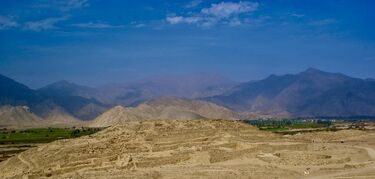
[0,0,375,88]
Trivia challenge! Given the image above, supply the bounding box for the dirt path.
[17,153,33,172]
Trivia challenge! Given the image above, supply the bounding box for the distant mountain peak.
[302,67,324,74]
[47,80,80,88]
[39,80,94,96]
[55,80,72,84]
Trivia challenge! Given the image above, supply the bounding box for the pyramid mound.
[1,120,374,179]
[89,97,247,127]
[0,120,271,178]
[141,97,241,120]
[89,106,147,127]
[0,106,44,128]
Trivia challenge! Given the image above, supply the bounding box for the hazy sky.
[0,0,375,88]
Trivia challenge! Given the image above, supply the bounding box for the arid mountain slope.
[38,80,97,99]
[43,107,87,128]
[0,105,87,128]
[0,106,44,128]
[0,74,40,106]
[1,120,374,179]
[205,68,375,117]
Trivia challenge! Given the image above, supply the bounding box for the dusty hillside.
[89,97,254,127]
[0,106,45,129]
[88,106,148,127]
[1,120,374,179]
[0,105,89,129]
[141,97,242,120]
[43,107,87,128]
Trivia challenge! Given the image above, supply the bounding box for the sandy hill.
[43,107,87,128]
[0,105,89,129]
[0,106,44,129]
[140,97,242,119]
[89,97,254,127]
[88,106,147,127]
[1,120,374,178]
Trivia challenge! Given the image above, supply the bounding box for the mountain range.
[0,74,108,120]
[0,73,242,128]
[1,68,375,127]
[205,68,375,117]
[39,73,237,106]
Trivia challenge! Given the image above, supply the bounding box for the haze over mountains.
[1,68,375,127]
[205,68,375,117]
[0,74,107,120]
[40,73,237,106]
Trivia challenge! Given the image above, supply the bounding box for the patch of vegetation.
[0,127,102,144]
[259,127,289,132]
[244,119,333,133]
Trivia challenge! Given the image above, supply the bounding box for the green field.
[259,127,289,132]
[245,119,333,133]
[0,128,102,144]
